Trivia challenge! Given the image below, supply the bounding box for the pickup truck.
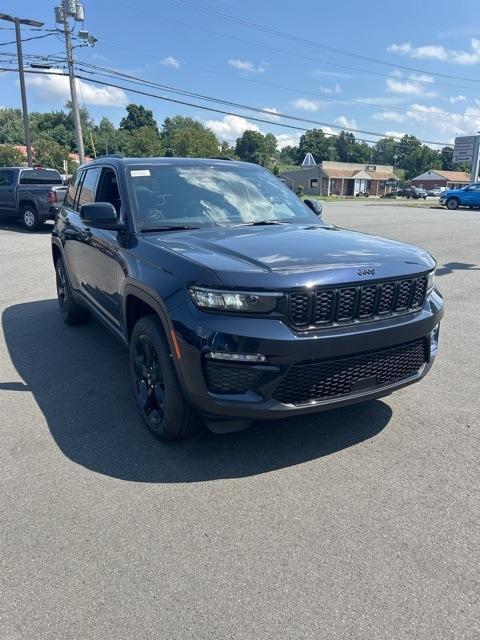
[0,166,67,230]
[439,183,480,210]
[52,156,443,440]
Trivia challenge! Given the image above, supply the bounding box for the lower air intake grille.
[205,361,260,394]
[272,338,427,405]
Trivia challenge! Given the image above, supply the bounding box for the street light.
[0,12,44,167]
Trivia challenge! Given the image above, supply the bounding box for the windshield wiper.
[140,225,199,232]
[236,219,294,226]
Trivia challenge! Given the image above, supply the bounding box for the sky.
[1,0,480,150]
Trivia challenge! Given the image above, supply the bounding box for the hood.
[142,224,435,288]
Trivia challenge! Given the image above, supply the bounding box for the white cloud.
[262,107,281,121]
[357,95,405,106]
[276,133,301,149]
[320,83,342,94]
[401,103,480,138]
[388,38,480,65]
[204,114,261,142]
[335,115,357,129]
[311,69,352,79]
[448,94,467,104]
[228,59,266,74]
[292,98,321,111]
[160,56,181,68]
[373,111,406,122]
[386,78,436,98]
[26,70,128,107]
[385,130,406,139]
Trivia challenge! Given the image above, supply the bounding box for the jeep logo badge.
[357,267,376,276]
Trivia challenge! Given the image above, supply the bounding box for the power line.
[71,54,472,124]
[3,47,466,128]
[72,59,464,135]
[105,0,480,86]
[0,65,450,146]
[168,0,480,85]
[0,32,55,47]
[100,22,480,92]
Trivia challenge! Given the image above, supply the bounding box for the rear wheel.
[129,315,201,440]
[446,197,460,210]
[55,258,91,325]
[21,204,42,231]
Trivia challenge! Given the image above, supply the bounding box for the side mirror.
[80,202,124,231]
[304,198,323,216]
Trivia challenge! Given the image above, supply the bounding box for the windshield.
[19,169,63,185]
[127,163,320,230]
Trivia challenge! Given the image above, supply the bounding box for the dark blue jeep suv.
[52,157,443,439]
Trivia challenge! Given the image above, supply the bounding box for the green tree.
[263,133,278,162]
[297,129,331,164]
[122,126,163,157]
[91,117,121,156]
[235,130,265,163]
[30,110,75,150]
[440,146,454,171]
[160,116,219,157]
[0,109,24,145]
[120,104,159,133]
[32,136,71,172]
[0,144,26,166]
[279,145,299,165]
[395,135,441,179]
[373,137,398,165]
[218,140,237,158]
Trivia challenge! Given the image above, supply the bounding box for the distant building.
[410,169,470,190]
[2,144,92,167]
[281,161,397,196]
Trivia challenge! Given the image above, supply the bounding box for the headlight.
[188,286,283,313]
[427,269,435,294]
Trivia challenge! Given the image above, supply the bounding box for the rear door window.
[0,170,15,186]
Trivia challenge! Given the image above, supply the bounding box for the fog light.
[206,351,267,363]
[430,324,440,358]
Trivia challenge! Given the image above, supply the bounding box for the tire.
[21,204,43,231]
[129,315,201,440]
[446,197,460,210]
[55,257,91,325]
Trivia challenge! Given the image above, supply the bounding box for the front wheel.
[21,204,42,231]
[446,197,460,210]
[129,315,201,440]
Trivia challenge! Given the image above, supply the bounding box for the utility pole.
[55,1,98,165]
[0,12,44,167]
[61,5,84,164]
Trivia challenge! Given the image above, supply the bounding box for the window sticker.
[130,169,151,177]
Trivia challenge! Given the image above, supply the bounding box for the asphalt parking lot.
[1,202,479,639]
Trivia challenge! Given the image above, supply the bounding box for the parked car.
[52,157,443,440]
[407,187,428,200]
[427,187,444,197]
[439,183,480,210]
[355,190,370,197]
[395,187,410,197]
[0,166,67,230]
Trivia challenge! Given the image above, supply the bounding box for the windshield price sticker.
[130,169,151,177]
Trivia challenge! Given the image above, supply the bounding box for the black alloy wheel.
[133,334,166,428]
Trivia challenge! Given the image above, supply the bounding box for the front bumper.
[171,291,444,425]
